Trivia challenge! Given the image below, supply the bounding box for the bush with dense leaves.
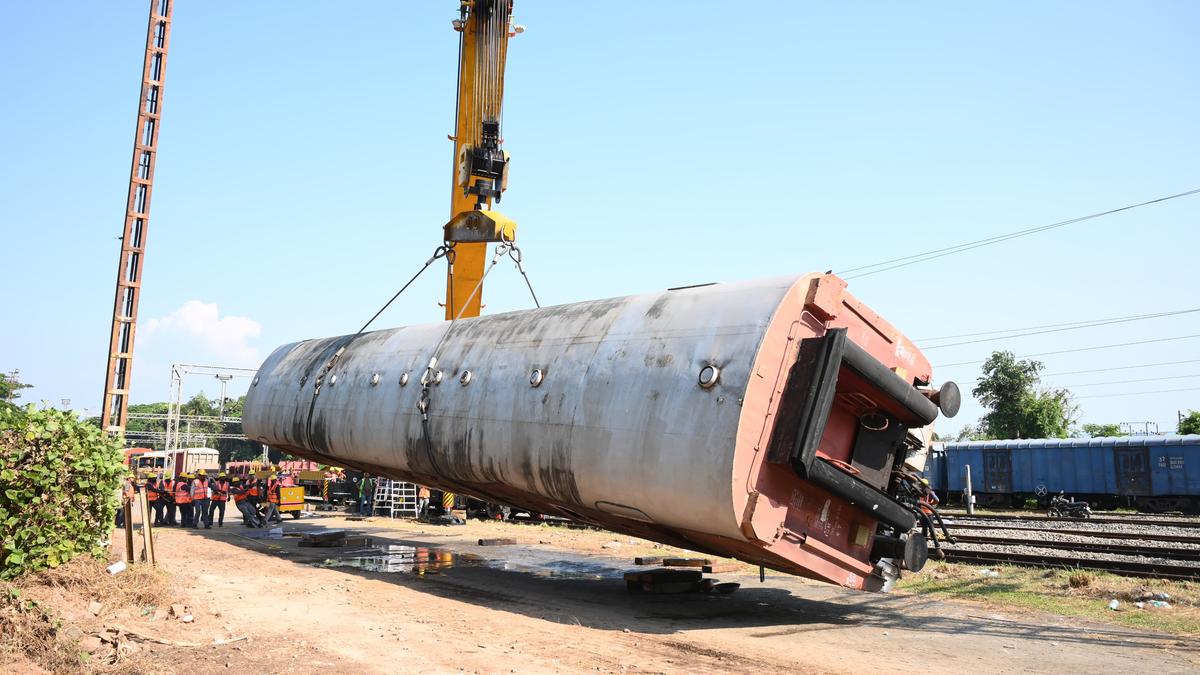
[0,406,125,580]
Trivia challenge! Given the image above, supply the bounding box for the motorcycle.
[1048,492,1092,519]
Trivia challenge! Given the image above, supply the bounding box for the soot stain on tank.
[446,426,477,481]
[643,294,670,319]
[301,333,366,451]
[403,431,429,473]
[643,352,674,368]
[538,440,582,506]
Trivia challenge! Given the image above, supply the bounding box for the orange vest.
[174,481,192,504]
[191,479,208,500]
[267,480,280,504]
[145,480,160,502]
[211,480,229,502]
[122,480,135,500]
[246,484,260,498]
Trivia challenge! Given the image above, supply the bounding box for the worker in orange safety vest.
[175,473,194,527]
[145,472,164,525]
[231,477,264,528]
[262,474,281,524]
[162,475,177,526]
[208,473,230,527]
[191,469,211,529]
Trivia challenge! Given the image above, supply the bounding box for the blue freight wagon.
[924,435,1200,513]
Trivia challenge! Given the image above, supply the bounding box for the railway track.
[948,534,1200,562]
[941,522,1200,544]
[939,512,1200,529]
[940,548,1200,580]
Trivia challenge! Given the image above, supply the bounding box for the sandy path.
[133,514,1199,674]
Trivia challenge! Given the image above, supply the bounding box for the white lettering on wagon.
[895,342,917,366]
[1158,456,1185,470]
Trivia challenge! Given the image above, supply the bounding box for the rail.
[940,549,1199,580]
[943,522,1200,544]
[940,512,1200,529]
[949,534,1200,562]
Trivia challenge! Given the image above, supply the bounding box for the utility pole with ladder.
[101,0,173,435]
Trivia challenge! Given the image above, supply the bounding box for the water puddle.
[487,558,626,580]
[313,544,628,580]
[316,545,473,575]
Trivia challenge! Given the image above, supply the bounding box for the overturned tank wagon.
[243,273,959,590]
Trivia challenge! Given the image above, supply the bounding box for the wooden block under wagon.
[661,558,712,568]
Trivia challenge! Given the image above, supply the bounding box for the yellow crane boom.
[438,1,521,513]
[444,0,520,321]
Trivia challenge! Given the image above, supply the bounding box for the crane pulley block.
[443,209,517,244]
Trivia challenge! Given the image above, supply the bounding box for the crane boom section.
[446,0,514,320]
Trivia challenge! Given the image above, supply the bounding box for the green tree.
[1180,410,1200,435]
[0,372,32,407]
[125,393,263,463]
[954,425,985,441]
[972,351,1075,440]
[1081,423,1122,438]
[125,401,169,448]
[1,405,125,579]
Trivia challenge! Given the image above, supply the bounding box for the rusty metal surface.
[102,0,173,434]
[245,276,798,539]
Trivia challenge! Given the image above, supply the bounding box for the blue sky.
[1,1,1197,436]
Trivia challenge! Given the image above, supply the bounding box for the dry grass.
[0,584,74,674]
[1068,571,1094,588]
[26,557,171,610]
[900,561,1200,635]
[0,555,172,674]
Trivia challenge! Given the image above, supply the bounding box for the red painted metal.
[102,0,173,435]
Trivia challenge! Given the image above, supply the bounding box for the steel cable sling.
[417,238,539,481]
[328,237,541,486]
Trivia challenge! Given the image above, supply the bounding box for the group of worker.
[119,469,288,530]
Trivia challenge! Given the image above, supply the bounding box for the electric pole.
[101,0,174,436]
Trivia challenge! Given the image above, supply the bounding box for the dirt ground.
[50,510,1195,675]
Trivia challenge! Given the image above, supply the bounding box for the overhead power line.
[1042,359,1200,377]
[837,187,1200,280]
[1057,373,1200,388]
[916,308,1200,343]
[1075,387,1200,400]
[919,308,1200,350]
[934,333,1200,368]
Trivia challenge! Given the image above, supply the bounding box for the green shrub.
[0,406,125,580]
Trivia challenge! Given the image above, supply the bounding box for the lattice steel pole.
[102,0,173,435]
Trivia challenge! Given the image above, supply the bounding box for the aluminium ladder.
[372,479,418,518]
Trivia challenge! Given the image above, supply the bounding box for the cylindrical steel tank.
[244,273,947,590]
